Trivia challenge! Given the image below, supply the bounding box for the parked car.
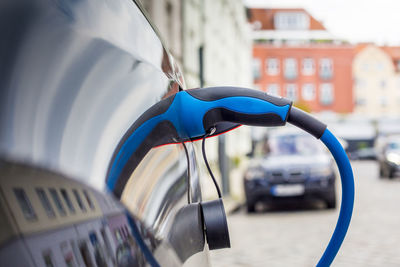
[244,128,336,212]
[348,147,377,160]
[0,0,208,266]
[378,136,400,179]
[329,120,376,160]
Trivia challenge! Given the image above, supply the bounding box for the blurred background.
[141,0,400,266]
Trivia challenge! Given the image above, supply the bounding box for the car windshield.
[268,134,324,156]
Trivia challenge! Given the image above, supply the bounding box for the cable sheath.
[317,129,355,266]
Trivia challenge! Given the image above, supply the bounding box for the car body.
[348,147,377,160]
[244,128,336,212]
[378,135,400,179]
[0,0,209,266]
[329,120,376,161]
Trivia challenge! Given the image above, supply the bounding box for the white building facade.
[353,45,400,117]
[142,0,253,198]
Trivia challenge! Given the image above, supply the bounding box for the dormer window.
[274,12,310,30]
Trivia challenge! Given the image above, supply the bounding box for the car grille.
[268,169,306,183]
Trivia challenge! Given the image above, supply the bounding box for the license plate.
[271,184,305,197]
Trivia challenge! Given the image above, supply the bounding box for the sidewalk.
[222,156,250,214]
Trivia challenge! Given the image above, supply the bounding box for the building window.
[61,189,75,213]
[73,189,86,212]
[320,83,334,105]
[302,58,315,75]
[274,12,310,30]
[285,84,298,101]
[42,250,55,267]
[267,84,280,96]
[13,188,37,221]
[319,58,333,80]
[253,58,261,80]
[380,80,386,89]
[70,241,83,266]
[376,62,384,71]
[266,58,280,76]
[380,96,388,107]
[83,190,95,210]
[302,83,316,101]
[355,78,366,88]
[356,98,367,106]
[49,188,66,216]
[36,188,56,218]
[284,58,297,80]
[60,241,76,267]
[101,228,113,258]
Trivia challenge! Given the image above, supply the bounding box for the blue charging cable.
[317,129,355,266]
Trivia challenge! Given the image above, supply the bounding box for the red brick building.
[249,8,355,113]
[253,45,354,113]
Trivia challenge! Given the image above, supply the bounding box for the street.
[209,161,400,267]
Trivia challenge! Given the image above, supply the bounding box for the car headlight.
[245,168,264,180]
[310,166,333,177]
[386,153,400,165]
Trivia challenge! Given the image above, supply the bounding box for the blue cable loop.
[318,129,355,266]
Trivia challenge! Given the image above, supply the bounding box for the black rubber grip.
[287,107,327,139]
[203,108,287,130]
[186,86,291,107]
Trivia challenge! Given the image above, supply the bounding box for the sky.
[244,0,400,46]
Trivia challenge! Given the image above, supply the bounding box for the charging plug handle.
[106,87,354,267]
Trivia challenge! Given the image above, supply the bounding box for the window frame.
[267,83,280,96]
[13,188,37,221]
[284,58,298,80]
[302,83,316,101]
[49,188,67,216]
[285,84,298,101]
[302,58,315,76]
[252,58,262,80]
[73,189,87,212]
[36,188,56,218]
[320,83,334,105]
[60,189,76,214]
[319,58,333,80]
[266,58,280,76]
[83,190,95,210]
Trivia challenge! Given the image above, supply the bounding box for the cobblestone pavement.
[209,161,400,267]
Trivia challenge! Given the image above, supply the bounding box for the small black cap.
[200,199,231,250]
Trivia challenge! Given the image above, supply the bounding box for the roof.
[248,8,326,31]
[380,46,400,61]
[354,43,372,54]
[356,45,400,70]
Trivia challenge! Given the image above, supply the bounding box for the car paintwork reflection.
[0,0,180,191]
[0,0,208,266]
[0,161,146,266]
[121,144,205,264]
